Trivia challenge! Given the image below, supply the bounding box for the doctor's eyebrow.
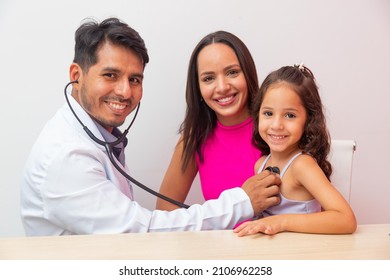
[101,67,144,80]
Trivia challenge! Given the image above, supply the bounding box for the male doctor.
[20,17,280,236]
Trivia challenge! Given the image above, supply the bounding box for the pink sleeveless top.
[195,118,261,200]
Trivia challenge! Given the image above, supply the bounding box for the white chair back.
[328,139,356,202]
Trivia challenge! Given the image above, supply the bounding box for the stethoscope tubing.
[64,81,190,209]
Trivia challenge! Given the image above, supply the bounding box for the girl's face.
[258,82,307,154]
[197,43,249,126]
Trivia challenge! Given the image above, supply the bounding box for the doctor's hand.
[241,171,281,215]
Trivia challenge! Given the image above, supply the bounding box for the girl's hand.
[233,216,283,237]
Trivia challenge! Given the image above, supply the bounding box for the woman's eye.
[227,69,239,76]
[202,76,214,83]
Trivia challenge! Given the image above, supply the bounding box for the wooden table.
[0,224,389,259]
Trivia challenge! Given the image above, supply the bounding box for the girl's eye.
[263,111,272,117]
[286,113,296,119]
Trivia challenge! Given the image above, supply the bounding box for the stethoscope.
[64,80,190,209]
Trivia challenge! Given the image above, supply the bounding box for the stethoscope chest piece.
[265,166,280,174]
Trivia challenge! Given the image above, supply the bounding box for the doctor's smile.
[105,100,131,114]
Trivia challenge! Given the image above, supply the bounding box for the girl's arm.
[156,137,198,211]
[234,155,357,236]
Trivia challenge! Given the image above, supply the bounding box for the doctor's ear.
[69,63,82,84]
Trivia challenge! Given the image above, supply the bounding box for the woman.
[156,31,261,212]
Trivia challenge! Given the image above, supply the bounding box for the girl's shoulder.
[254,154,269,173]
[290,153,321,175]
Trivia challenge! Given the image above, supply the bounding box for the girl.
[234,64,357,236]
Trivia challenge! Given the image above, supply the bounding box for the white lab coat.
[20,95,254,236]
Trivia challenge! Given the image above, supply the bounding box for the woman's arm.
[156,137,198,211]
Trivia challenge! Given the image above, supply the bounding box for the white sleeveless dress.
[257,152,321,217]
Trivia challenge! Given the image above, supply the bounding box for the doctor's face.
[71,41,144,132]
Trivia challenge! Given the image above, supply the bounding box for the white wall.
[0,0,389,237]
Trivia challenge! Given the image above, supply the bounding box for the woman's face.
[197,43,249,126]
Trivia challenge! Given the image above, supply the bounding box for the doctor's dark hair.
[179,31,259,171]
[252,65,332,179]
[73,17,149,71]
